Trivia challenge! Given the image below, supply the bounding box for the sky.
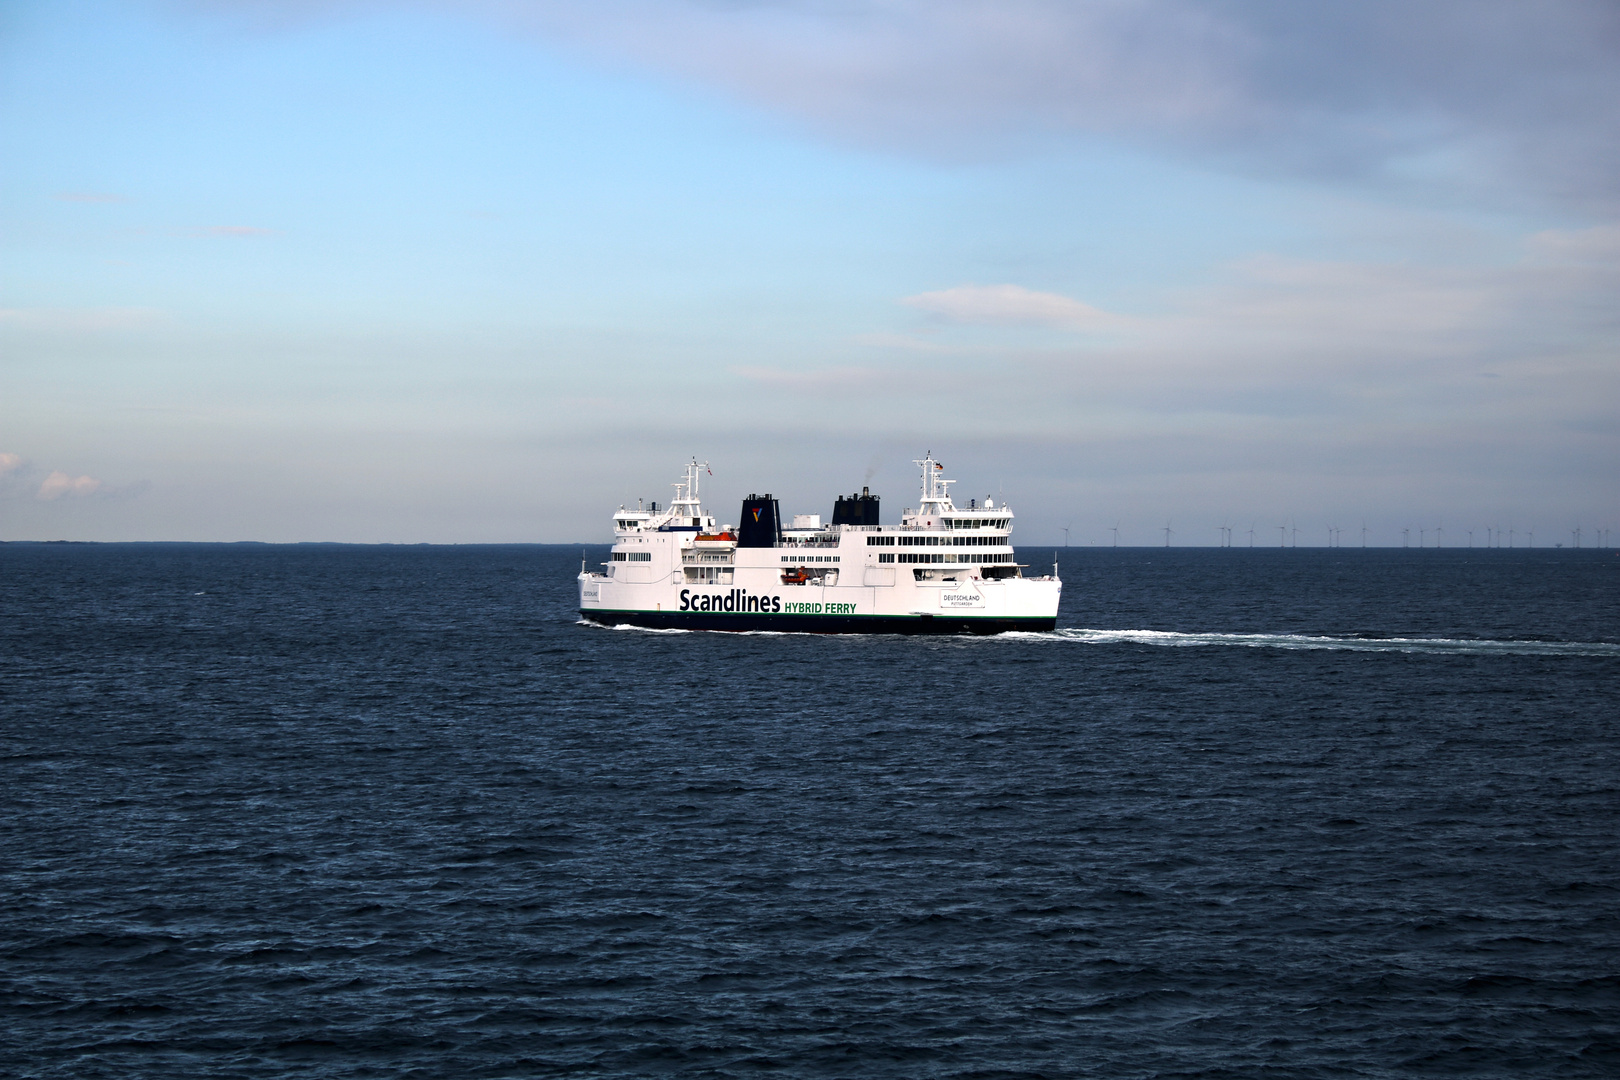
[2,0,1617,545]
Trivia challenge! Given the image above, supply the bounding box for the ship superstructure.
[578,456,1060,633]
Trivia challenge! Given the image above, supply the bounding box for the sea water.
[2,544,1616,1077]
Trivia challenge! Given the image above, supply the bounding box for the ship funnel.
[738,494,781,547]
[832,487,881,527]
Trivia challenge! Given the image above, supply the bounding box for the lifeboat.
[780,567,810,585]
[693,530,737,551]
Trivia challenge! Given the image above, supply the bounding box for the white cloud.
[0,453,20,476]
[861,230,1620,435]
[459,0,1620,210]
[0,306,168,332]
[1526,224,1620,263]
[38,472,103,500]
[902,284,1122,329]
[730,364,881,386]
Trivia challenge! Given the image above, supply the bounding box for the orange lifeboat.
[780,567,810,585]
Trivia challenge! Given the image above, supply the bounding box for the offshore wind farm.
[1064,518,1614,548]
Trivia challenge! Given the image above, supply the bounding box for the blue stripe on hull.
[581,610,1056,635]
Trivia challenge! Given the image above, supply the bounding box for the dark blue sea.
[3,543,1617,1078]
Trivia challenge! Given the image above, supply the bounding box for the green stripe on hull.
[581,609,1055,635]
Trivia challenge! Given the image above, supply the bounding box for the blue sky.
[3,0,1616,543]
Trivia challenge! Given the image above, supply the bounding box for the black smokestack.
[832,487,881,527]
[738,494,781,547]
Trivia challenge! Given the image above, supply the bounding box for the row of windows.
[610,551,653,562]
[616,518,702,529]
[950,518,1009,529]
[868,534,1009,547]
[879,552,1016,565]
[782,555,840,563]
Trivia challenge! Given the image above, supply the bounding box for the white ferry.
[577,456,1060,634]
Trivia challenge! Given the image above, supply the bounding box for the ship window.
[878,553,894,563]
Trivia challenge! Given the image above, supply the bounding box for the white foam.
[1021,628,1620,657]
[577,619,693,634]
[575,618,1618,655]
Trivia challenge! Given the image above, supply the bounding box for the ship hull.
[581,609,1056,635]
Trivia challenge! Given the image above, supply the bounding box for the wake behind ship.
[578,456,1060,634]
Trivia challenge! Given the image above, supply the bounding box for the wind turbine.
[1247,523,1256,548]
[1361,521,1369,548]
[1162,521,1174,548]
[1110,523,1120,548]
[1508,528,1515,548]
[1062,523,1071,548]
[1574,526,1582,549]
[1466,529,1474,548]
[1278,524,1287,548]
[1402,527,1410,548]
[1527,529,1534,548]
[1435,526,1443,549]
